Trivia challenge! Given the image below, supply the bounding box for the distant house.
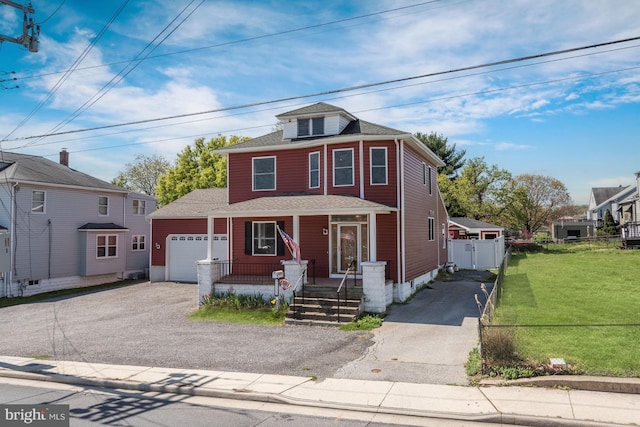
[551,220,595,241]
[587,185,634,225]
[196,102,449,313]
[448,217,503,240]
[0,151,156,298]
[618,171,640,248]
[147,188,227,283]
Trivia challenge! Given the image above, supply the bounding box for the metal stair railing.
[336,259,357,323]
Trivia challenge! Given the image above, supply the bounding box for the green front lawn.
[496,244,640,376]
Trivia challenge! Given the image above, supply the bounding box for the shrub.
[482,326,518,363]
[201,291,267,310]
[339,313,384,331]
[465,348,482,376]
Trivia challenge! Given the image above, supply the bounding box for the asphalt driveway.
[0,271,492,384]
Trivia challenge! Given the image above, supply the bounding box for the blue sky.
[1,0,639,205]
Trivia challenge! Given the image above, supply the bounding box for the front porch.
[622,222,640,248]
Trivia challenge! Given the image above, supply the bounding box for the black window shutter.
[276,221,285,256]
[245,222,252,255]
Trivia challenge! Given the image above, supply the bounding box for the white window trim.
[369,147,388,185]
[96,234,118,259]
[333,148,354,187]
[132,235,146,251]
[252,156,276,191]
[133,199,146,215]
[422,162,427,186]
[31,190,46,214]
[428,165,433,195]
[309,151,320,189]
[98,196,109,216]
[253,221,277,256]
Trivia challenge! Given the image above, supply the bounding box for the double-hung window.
[297,117,324,137]
[252,156,275,191]
[98,196,109,216]
[253,222,276,255]
[32,190,45,213]
[97,234,118,258]
[333,148,354,186]
[132,235,146,251]
[370,147,387,185]
[309,152,320,189]
[133,199,146,215]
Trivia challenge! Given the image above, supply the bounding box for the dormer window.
[297,117,324,137]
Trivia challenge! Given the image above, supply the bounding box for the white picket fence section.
[447,236,505,270]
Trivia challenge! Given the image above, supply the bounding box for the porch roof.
[207,194,396,218]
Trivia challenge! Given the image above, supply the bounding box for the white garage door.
[167,234,227,282]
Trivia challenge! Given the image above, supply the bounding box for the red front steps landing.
[284,284,364,326]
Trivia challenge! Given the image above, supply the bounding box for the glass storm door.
[338,224,359,273]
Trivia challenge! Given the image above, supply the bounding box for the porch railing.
[336,259,358,323]
[214,260,281,285]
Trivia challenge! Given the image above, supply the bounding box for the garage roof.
[148,188,228,219]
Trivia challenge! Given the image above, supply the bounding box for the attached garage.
[166,234,227,282]
[147,188,229,283]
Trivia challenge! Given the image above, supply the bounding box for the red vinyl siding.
[376,212,398,282]
[300,216,330,276]
[363,140,398,207]
[326,143,359,197]
[402,144,444,281]
[151,219,207,266]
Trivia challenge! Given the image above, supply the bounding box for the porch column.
[206,216,213,260]
[369,213,377,262]
[362,261,387,313]
[197,258,222,304]
[293,215,300,243]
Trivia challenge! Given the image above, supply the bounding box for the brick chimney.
[60,148,69,167]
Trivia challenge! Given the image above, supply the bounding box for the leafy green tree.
[112,153,170,196]
[155,135,247,206]
[448,157,512,221]
[500,174,572,233]
[414,132,466,178]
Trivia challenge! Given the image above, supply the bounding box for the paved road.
[0,271,492,385]
[335,270,494,385]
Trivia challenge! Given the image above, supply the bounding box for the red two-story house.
[197,102,448,312]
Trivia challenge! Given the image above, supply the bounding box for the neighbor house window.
[253,156,276,191]
[132,235,146,251]
[370,147,387,185]
[297,117,324,137]
[32,190,45,213]
[253,222,276,255]
[333,148,354,186]
[133,199,146,215]
[97,234,118,258]
[98,196,109,216]
[428,165,433,195]
[428,217,435,241]
[309,151,320,188]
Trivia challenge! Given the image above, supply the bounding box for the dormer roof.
[275,102,355,121]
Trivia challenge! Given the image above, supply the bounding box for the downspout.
[9,182,18,297]
[323,144,328,195]
[395,139,403,285]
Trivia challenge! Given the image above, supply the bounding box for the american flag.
[277,226,301,264]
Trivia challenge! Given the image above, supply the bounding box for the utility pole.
[0,0,39,53]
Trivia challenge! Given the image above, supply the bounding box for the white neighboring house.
[0,151,156,298]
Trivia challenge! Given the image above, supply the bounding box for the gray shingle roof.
[219,119,408,152]
[449,217,503,230]
[275,102,352,119]
[208,194,396,217]
[0,151,125,192]
[592,186,630,205]
[148,188,228,219]
[78,223,128,230]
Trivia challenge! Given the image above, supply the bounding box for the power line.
[35,64,640,159]
[4,35,639,144]
[26,0,205,147]
[10,0,447,85]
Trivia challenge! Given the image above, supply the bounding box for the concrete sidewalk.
[1,356,639,426]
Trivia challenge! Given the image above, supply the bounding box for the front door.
[338,224,359,272]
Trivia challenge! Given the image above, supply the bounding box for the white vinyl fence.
[447,236,505,270]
